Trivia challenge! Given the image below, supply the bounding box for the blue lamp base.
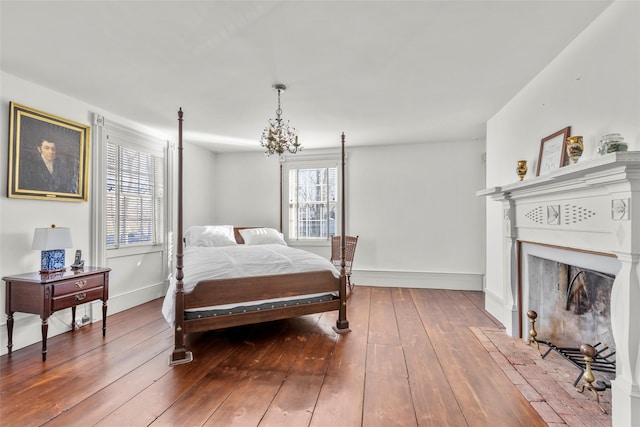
[40,249,66,274]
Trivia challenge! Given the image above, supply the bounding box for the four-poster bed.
[168,108,350,365]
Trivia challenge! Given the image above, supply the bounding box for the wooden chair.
[331,235,359,294]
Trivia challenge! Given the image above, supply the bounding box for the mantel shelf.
[477,151,640,199]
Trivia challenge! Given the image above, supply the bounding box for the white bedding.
[162,244,340,325]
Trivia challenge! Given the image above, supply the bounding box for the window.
[283,153,341,243]
[106,142,164,248]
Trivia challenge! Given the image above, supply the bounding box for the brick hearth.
[472,326,612,426]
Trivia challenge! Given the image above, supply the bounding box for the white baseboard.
[483,287,504,310]
[483,288,520,337]
[0,281,166,356]
[0,311,75,358]
[94,281,166,320]
[352,269,483,291]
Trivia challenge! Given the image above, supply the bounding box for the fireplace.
[478,152,640,426]
[522,242,618,405]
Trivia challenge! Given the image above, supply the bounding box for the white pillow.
[185,225,237,247]
[239,227,287,246]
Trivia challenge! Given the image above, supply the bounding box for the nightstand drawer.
[52,287,104,311]
[52,275,104,296]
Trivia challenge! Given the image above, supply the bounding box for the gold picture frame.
[8,102,90,201]
[536,126,570,176]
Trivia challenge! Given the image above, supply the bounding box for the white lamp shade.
[32,227,73,250]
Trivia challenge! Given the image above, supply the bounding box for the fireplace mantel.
[476,151,640,227]
[479,152,640,425]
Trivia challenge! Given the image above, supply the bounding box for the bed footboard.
[185,270,339,308]
[180,270,343,334]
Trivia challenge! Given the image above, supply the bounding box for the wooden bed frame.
[169,109,350,365]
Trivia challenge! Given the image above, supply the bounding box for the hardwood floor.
[0,287,546,426]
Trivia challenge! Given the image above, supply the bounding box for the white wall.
[0,72,173,355]
[183,142,217,230]
[213,140,487,290]
[484,1,640,329]
[214,152,281,229]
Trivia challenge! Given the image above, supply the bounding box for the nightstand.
[3,267,110,361]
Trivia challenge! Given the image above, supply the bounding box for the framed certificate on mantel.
[536,126,570,176]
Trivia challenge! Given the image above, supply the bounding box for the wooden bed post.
[170,108,193,365]
[334,132,350,333]
[279,162,284,233]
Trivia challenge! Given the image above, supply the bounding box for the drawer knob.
[75,280,86,288]
[75,292,87,301]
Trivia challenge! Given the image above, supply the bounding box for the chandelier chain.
[276,88,283,118]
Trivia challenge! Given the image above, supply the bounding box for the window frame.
[95,117,169,257]
[281,151,343,247]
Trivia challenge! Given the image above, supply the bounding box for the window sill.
[286,239,330,248]
[107,244,164,259]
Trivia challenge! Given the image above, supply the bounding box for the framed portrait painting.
[7,102,90,201]
[536,126,570,176]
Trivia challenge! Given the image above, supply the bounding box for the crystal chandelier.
[260,83,302,157]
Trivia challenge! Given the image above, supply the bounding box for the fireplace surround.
[479,152,640,426]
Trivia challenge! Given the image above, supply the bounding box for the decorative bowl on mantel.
[598,133,628,155]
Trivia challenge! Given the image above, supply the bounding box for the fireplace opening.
[527,256,615,352]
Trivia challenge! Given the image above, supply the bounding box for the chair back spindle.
[331,235,358,293]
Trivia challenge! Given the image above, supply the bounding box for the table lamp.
[32,225,73,273]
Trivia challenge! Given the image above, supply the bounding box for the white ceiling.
[1,1,612,152]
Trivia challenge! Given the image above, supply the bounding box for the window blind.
[106,142,164,248]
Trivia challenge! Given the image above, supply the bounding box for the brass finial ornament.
[576,343,607,414]
[260,84,302,157]
[526,310,542,356]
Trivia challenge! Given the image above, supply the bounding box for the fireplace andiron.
[576,344,607,414]
[526,310,615,412]
[526,310,543,356]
